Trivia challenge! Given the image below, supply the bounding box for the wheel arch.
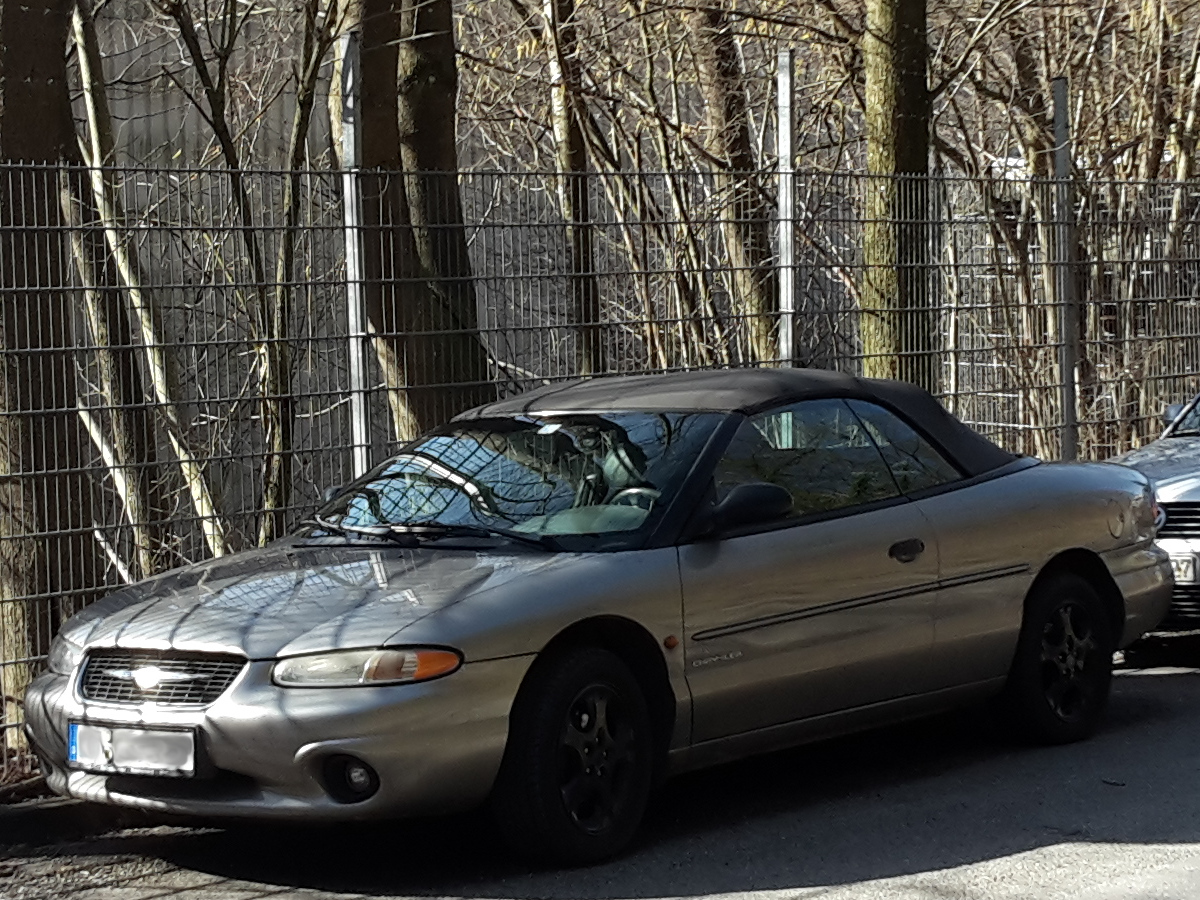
[523,615,677,781]
[1030,548,1125,638]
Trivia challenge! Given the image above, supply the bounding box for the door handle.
[888,538,925,563]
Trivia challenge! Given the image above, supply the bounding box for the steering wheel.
[610,486,661,511]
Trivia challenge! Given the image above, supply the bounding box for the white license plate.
[67,722,195,777]
[1172,556,1196,584]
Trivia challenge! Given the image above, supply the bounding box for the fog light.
[322,754,379,803]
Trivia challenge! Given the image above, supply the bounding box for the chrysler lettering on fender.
[691,650,743,667]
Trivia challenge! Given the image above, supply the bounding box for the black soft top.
[455,368,1017,477]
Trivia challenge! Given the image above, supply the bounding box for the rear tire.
[490,648,653,865]
[1002,572,1115,744]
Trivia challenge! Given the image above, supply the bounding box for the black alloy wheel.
[1003,571,1114,744]
[491,647,653,865]
[558,683,639,835]
[1039,600,1102,722]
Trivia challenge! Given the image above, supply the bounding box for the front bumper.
[1103,543,1173,644]
[24,654,533,820]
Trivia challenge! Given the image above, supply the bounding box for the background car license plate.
[67,722,195,777]
[1171,556,1196,584]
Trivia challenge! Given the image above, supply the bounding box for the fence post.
[776,48,795,368]
[1053,76,1080,460]
[340,30,371,479]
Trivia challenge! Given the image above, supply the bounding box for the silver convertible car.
[26,369,1171,864]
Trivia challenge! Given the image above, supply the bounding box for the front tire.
[1002,572,1115,744]
[491,648,653,865]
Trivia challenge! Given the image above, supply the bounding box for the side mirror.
[322,484,342,503]
[711,482,793,533]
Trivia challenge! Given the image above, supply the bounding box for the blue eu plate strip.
[67,722,78,762]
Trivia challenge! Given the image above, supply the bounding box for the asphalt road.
[6,637,1200,900]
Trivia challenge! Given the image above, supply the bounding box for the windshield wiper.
[304,514,421,547]
[395,522,559,551]
[303,515,558,551]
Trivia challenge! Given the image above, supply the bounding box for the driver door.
[680,399,940,743]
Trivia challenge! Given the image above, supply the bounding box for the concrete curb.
[0,797,152,853]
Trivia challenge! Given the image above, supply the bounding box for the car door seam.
[937,563,1030,591]
[691,563,1030,642]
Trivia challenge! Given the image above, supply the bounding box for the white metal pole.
[340,30,370,479]
[776,48,796,368]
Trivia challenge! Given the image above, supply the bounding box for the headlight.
[46,634,84,675]
[272,647,462,687]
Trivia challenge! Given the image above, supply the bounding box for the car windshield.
[303,411,722,551]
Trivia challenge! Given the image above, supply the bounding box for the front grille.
[80,650,245,707]
[1158,503,1200,539]
[1163,585,1200,629]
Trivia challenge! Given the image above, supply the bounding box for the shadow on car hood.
[62,542,560,659]
[1112,436,1200,501]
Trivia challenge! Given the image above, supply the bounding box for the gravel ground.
[4,640,1200,900]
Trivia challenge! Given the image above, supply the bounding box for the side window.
[847,400,962,493]
[715,399,901,518]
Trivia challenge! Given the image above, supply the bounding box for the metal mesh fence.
[0,162,1197,782]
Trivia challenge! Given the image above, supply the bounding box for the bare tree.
[67,0,164,580]
[337,0,492,441]
[0,0,104,750]
[541,0,604,375]
[395,0,493,427]
[259,0,340,541]
[341,0,427,441]
[862,0,933,389]
[150,0,342,543]
[71,0,230,559]
[687,4,776,364]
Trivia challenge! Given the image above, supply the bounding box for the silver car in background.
[25,369,1171,864]
[1113,395,1200,628]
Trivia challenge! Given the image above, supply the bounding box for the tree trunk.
[259,0,336,543]
[688,6,776,365]
[543,0,603,376]
[0,0,104,752]
[70,0,163,578]
[345,0,492,441]
[396,0,493,429]
[351,0,425,441]
[60,176,161,581]
[862,0,933,389]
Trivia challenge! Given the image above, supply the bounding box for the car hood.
[1111,436,1200,501]
[61,541,561,659]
